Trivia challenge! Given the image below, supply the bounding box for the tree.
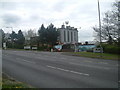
[38,23,59,50]
[93,1,120,44]
[10,30,25,49]
[85,41,88,45]
[10,31,17,43]
[9,31,17,48]
[46,23,59,46]
[24,29,36,40]
[38,24,46,44]
[24,29,37,46]
[16,30,25,45]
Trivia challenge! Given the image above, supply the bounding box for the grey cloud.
[69,4,98,19]
[0,2,18,10]
[53,1,67,12]
[2,13,21,24]
[30,15,40,20]
[52,0,79,12]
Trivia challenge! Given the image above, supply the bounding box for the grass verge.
[63,52,119,60]
[2,73,35,89]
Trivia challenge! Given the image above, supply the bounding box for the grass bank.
[2,73,36,89]
[63,52,119,60]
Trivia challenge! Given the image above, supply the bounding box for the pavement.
[2,50,119,88]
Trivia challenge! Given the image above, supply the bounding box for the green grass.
[65,52,119,60]
[2,73,35,89]
[5,48,40,51]
[6,48,27,51]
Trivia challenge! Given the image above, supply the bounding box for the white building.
[58,24,78,44]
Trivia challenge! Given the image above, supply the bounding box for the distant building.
[58,24,78,44]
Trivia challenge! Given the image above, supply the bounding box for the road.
[2,50,118,88]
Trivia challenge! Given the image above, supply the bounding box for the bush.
[101,44,119,54]
[38,46,49,51]
[87,49,93,52]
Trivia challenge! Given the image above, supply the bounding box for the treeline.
[3,30,25,49]
[1,23,59,50]
[38,24,59,47]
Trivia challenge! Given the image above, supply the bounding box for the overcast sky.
[0,0,115,42]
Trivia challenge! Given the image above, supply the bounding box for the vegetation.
[38,24,59,46]
[2,73,34,89]
[38,23,59,50]
[93,1,120,55]
[6,30,25,49]
[2,1,119,54]
[93,1,120,45]
[2,23,59,51]
[101,44,119,54]
[64,52,119,60]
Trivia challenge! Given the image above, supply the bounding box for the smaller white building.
[58,24,78,44]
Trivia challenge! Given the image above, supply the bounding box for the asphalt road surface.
[2,50,118,88]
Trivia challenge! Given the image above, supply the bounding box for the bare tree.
[93,1,120,44]
[24,29,37,46]
[24,29,36,40]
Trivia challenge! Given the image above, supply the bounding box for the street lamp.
[5,27,14,49]
[6,27,13,32]
[97,0,103,57]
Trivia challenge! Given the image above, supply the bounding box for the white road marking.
[16,58,35,64]
[22,59,35,64]
[60,57,67,60]
[47,65,56,69]
[102,67,110,70]
[99,62,108,64]
[46,65,89,76]
[84,60,93,63]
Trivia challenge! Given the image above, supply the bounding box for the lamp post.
[5,27,14,48]
[6,27,13,32]
[98,0,103,57]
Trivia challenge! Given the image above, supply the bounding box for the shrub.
[38,46,49,51]
[101,44,119,54]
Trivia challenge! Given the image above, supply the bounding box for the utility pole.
[98,0,103,57]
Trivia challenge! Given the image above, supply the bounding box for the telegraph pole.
[98,0,103,57]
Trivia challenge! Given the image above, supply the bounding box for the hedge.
[101,44,119,54]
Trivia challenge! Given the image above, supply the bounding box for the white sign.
[32,47,37,50]
[3,43,6,49]
[24,46,31,49]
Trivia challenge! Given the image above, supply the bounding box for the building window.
[76,32,78,42]
[68,31,69,42]
[74,32,76,41]
[71,32,73,41]
[64,30,66,42]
